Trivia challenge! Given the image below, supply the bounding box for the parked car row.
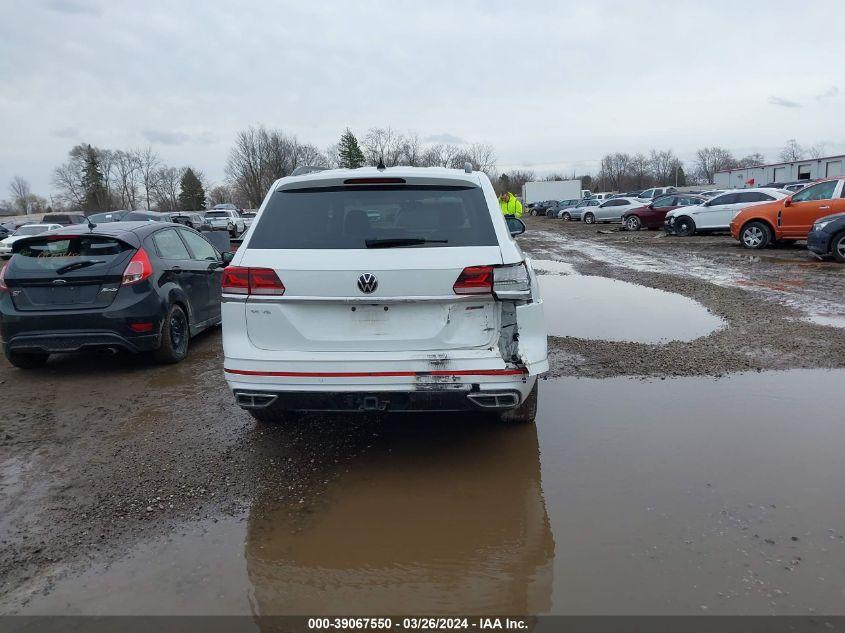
[535,176,845,262]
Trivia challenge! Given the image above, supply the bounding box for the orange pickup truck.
[731,177,845,249]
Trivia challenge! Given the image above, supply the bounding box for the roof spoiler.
[290,166,330,177]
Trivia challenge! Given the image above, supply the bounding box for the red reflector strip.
[129,322,154,333]
[224,368,527,378]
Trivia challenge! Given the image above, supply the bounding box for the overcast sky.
[1,0,844,197]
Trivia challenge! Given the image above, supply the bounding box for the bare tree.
[208,184,232,207]
[150,166,183,211]
[694,147,737,184]
[134,147,161,210]
[9,176,33,214]
[112,150,142,209]
[807,143,826,159]
[736,153,767,168]
[648,149,678,185]
[362,127,404,166]
[779,139,804,162]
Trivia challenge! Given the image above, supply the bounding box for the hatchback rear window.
[11,236,133,271]
[249,185,498,249]
[205,211,229,218]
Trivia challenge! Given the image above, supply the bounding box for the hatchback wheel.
[674,216,696,237]
[498,381,538,424]
[562,212,571,221]
[5,350,49,369]
[583,212,596,225]
[153,304,190,363]
[625,216,642,231]
[832,231,845,263]
[740,221,772,249]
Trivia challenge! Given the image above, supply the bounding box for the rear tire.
[153,304,189,363]
[499,381,538,424]
[5,350,49,369]
[674,216,696,237]
[832,231,845,263]
[740,221,772,249]
[583,212,595,225]
[562,212,571,221]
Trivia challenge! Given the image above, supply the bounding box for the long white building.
[715,153,845,188]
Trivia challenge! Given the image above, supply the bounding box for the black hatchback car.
[0,222,232,368]
[807,213,845,263]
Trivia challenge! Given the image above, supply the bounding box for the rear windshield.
[249,185,497,249]
[12,236,133,271]
[205,211,229,218]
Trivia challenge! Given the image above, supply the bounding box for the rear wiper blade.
[365,238,448,249]
[56,260,105,275]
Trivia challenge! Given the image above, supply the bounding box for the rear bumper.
[224,360,536,412]
[4,330,160,353]
[233,385,527,413]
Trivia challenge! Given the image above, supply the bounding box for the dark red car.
[621,194,706,231]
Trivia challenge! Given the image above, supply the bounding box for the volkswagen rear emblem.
[357,273,378,294]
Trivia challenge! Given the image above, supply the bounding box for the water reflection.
[245,415,554,616]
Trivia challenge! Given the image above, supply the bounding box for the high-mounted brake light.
[343,178,406,185]
[121,248,153,285]
[222,266,284,296]
[453,265,494,295]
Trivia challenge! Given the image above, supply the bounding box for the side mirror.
[506,217,526,236]
[784,197,792,207]
[221,251,235,266]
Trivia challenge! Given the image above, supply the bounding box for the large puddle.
[15,369,845,616]
[533,260,724,343]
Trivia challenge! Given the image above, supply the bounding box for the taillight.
[222,266,284,296]
[453,265,493,294]
[122,249,153,285]
[0,259,9,292]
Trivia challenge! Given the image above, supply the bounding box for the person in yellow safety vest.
[499,192,523,218]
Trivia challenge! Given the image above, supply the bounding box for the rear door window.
[710,193,738,206]
[180,229,219,261]
[249,185,497,249]
[153,228,191,259]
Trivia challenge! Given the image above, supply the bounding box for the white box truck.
[521,179,583,205]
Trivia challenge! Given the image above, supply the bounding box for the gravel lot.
[2,219,844,613]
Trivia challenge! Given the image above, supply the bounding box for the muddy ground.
[1,220,845,615]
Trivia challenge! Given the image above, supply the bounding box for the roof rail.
[290,165,329,177]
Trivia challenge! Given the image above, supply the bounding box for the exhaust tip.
[467,391,520,409]
[235,391,278,409]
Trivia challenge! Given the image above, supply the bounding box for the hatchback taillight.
[222,266,284,296]
[0,259,9,292]
[122,248,153,285]
[453,265,494,294]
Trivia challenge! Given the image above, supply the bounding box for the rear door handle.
[171,266,182,274]
[820,206,830,210]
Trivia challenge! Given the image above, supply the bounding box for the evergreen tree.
[81,144,108,212]
[178,168,206,211]
[337,128,365,168]
[676,165,687,187]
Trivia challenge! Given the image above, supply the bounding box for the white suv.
[221,167,548,424]
[205,205,245,235]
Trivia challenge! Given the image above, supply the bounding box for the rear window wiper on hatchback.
[364,238,448,249]
[55,260,106,275]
